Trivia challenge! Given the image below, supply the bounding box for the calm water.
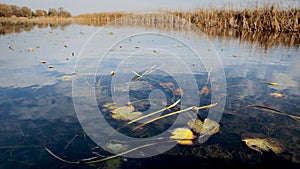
[0,22,300,169]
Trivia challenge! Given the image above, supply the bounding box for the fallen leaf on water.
[60,75,72,81]
[48,65,56,69]
[200,118,220,135]
[199,86,210,96]
[170,128,195,140]
[270,93,285,98]
[242,136,284,155]
[187,119,203,134]
[260,81,281,86]
[111,105,142,120]
[176,140,194,145]
[188,118,220,136]
[159,82,174,88]
[174,88,184,95]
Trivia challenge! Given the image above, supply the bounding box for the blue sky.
[0,0,297,15]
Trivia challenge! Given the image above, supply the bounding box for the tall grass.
[74,4,299,33]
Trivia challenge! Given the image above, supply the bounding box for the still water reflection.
[0,21,299,169]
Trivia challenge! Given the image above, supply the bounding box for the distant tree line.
[0,4,71,17]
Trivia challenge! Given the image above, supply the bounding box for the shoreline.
[0,9,299,49]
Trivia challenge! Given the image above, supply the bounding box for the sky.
[0,0,297,16]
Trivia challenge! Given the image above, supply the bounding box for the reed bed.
[169,7,299,33]
[1,6,299,48]
[74,5,299,33]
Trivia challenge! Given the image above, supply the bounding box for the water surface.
[0,22,299,169]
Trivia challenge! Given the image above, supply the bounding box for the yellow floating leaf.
[270,93,285,98]
[170,128,195,140]
[260,81,280,86]
[176,139,194,145]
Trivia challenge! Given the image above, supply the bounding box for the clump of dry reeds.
[74,4,299,33]
[167,4,299,33]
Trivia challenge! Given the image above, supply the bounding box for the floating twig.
[206,67,212,85]
[132,103,218,130]
[45,142,162,165]
[128,99,181,124]
[246,104,300,122]
[64,134,78,150]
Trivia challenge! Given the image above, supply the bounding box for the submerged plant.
[242,133,284,155]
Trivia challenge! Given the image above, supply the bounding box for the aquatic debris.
[206,67,212,85]
[188,118,220,136]
[188,119,203,134]
[64,135,78,150]
[170,128,195,145]
[153,50,159,53]
[9,46,14,51]
[200,118,220,135]
[60,75,72,81]
[233,55,242,58]
[45,142,159,165]
[269,93,285,98]
[132,103,217,130]
[106,140,129,153]
[111,71,115,77]
[111,105,142,121]
[242,135,284,155]
[132,65,163,81]
[48,65,56,69]
[27,47,35,52]
[199,86,209,96]
[260,81,281,86]
[170,128,195,140]
[103,103,117,110]
[159,82,174,88]
[173,88,184,95]
[108,32,113,35]
[128,99,181,124]
[246,104,300,122]
[40,60,47,64]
